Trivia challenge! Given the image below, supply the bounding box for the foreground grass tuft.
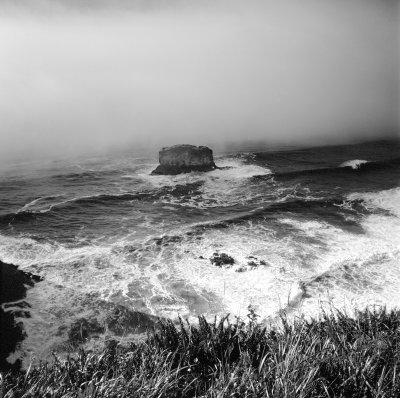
[3,307,400,397]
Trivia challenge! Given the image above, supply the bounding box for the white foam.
[276,187,400,318]
[0,233,156,363]
[5,178,400,365]
[139,158,272,208]
[11,182,399,335]
[0,218,307,360]
[16,191,144,215]
[212,158,272,179]
[339,159,369,169]
[17,194,68,214]
[139,158,270,184]
[159,220,321,321]
[349,187,400,217]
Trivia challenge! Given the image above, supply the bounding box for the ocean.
[1,139,399,367]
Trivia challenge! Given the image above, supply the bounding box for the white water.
[140,158,272,208]
[285,187,400,318]
[1,164,399,366]
[339,159,369,169]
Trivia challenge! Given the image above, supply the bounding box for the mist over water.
[0,136,399,366]
[0,0,399,364]
[0,0,398,164]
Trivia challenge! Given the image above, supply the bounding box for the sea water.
[1,139,399,365]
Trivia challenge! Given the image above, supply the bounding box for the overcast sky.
[0,0,398,162]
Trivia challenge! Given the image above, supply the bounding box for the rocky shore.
[0,260,42,372]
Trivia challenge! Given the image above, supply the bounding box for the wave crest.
[339,159,369,169]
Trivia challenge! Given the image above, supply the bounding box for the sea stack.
[152,144,217,175]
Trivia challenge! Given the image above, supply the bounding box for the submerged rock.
[64,304,159,345]
[152,144,216,175]
[235,256,269,272]
[68,318,105,344]
[105,305,158,335]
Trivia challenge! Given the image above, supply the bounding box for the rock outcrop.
[210,252,235,267]
[152,144,216,175]
[105,305,158,335]
[67,318,105,345]
[0,260,43,371]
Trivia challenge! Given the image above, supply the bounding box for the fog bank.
[0,0,398,162]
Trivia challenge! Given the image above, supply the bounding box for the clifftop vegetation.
[3,307,400,397]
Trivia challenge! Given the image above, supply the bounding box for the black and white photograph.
[0,0,399,396]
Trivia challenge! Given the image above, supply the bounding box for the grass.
[2,306,400,397]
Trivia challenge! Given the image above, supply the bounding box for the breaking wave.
[272,157,400,179]
[339,159,369,169]
[1,140,400,366]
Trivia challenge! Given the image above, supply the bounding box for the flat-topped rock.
[152,144,216,175]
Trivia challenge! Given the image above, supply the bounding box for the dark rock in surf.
[68,318,105,344]
[105,305,158,335]
[152,144,217,175]
[210,252,235,267]
[59,303,159,347]
[246,256,268,268]
[0,260,43,372]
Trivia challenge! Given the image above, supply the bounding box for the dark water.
[1,139,399,365]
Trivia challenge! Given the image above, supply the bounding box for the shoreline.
[0,260,42,372]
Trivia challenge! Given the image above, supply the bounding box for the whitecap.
[275,187,400,318]
[17,194,67,214]
[349,187,400,217]
[339,159,369,169]
[138,157,272,208]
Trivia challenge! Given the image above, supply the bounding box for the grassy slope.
[2,307,400,398]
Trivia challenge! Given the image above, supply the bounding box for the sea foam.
[339,159,369,169]
[140,158,272,208]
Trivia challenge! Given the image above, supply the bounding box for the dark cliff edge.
[0,260,42,372]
